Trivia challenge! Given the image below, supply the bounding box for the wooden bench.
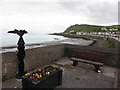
[70,49,105,73]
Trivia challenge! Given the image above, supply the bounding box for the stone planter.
[22,65,62,89]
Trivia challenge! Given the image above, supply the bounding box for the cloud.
[58,2,87,15]
[86,1,118,25]
[118,1,120,24]
[1,2,57,16]
[0,0,119,33]
[58,0,118,25]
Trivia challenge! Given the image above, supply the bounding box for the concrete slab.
[55,58,115,88]
[2,78,22,88]
[55,57,117,78]
[56,66,114,88]
[55,57,73,66]
[102,66,117,78]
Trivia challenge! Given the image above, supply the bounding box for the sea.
[1,33,68,47]
[0,32,70,53]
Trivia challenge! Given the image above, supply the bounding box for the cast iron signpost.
[8,29,28,79]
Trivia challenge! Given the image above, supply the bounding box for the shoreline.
[2,33,119,53]
[1,38,94,53]
[51,33,120,46]
[50,33,91,40]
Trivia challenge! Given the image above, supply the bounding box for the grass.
[103,38,115,48]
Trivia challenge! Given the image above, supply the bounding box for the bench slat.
[72,50,105,63]
[70,57,103,66]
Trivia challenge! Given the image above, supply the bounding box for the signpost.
[8,29,28,79]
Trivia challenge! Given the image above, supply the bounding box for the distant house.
[109,29,118,31]
[76,32,87,35]
[77,32,83,35]
[98,32,102,35]
[101,28,108,31]
[101,28,118,32]
[70,30,76,34]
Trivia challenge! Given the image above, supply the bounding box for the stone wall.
[64,44,119,68]
[2,44,65,80]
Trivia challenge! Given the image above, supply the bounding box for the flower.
[24,65,58,80]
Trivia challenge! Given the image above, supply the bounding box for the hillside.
[64,24,120,34]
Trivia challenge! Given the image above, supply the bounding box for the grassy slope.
[64,24,120,34]
[102,38,115,48]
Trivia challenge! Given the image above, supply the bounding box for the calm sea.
[1,33,68,47]
[1,33,69,53]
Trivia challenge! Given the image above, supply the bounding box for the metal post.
[8,29,28,79]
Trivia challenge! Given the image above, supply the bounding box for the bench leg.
[94,65,101,73]
[73,61,78,66]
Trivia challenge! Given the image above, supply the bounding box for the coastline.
[50,33,91,40]
[1,33,120,53]
[51,33,120,47]
[1,38,94,53]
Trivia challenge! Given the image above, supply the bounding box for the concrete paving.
[2,57,117,89]
[55,57,116,88]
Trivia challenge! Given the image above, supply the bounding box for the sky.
[0,0,119,33]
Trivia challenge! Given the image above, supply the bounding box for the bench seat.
[70,57,103,66]
[70,49,105,73]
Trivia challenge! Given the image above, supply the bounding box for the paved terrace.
[2,58,117,89]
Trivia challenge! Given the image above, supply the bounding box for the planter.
[22,65,62,89]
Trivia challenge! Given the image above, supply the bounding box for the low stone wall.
[114,69,120,89]
[109,38,120,48]
[2,44,65,80]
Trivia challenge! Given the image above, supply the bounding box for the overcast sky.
[0,0,119,33]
